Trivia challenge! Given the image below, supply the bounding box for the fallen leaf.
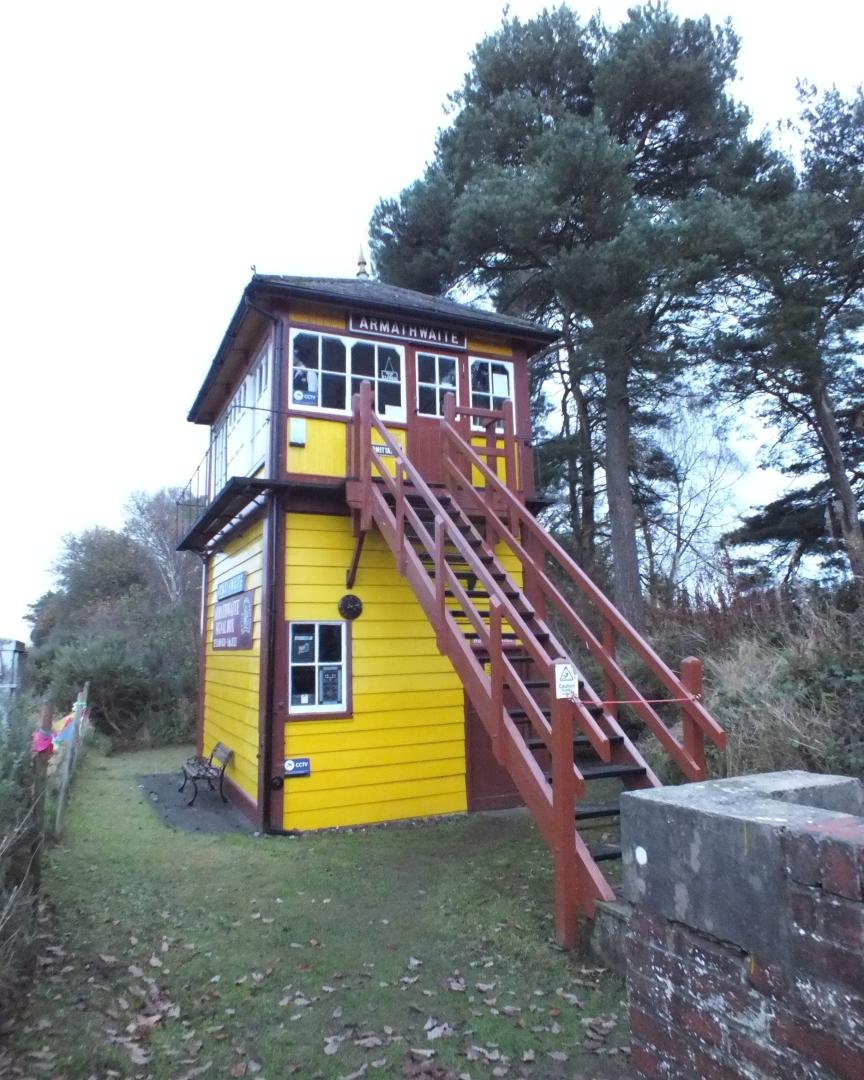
[408,956,423,970]
[98,954,117,965]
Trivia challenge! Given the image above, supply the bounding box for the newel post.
[358,380,374,531]
[681,656,707,777]
[550,675,579,949]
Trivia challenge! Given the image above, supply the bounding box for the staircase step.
[511,704,606,722]
[574,802,621,821]
[467,631,519,641]
[545,762,646,783]
[588,843,622,862]
[504,679,549,690]
[474,649,532,663]
[524,734,624,751]
[580,763,646,781]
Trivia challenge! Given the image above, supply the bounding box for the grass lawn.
[8,747,632,1079]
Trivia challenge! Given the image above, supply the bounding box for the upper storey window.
[470,358,514,430]
[290,330,405,422]
[416,352,459,417]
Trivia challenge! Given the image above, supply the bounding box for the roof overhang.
[187,276,560,425]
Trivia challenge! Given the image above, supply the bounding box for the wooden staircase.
[346,382,725,947]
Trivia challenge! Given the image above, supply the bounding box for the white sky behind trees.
[1,0,862,641]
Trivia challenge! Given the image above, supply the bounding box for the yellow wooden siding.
[202,518,264,802]
[467,335,513,357]
[290,305,347,330]
[283,512,466,830]
[286,418,346,478]
[286,420,406,480]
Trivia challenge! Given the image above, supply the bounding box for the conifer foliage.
[370,3,773,626]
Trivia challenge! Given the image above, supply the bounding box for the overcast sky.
[1,0,862,642]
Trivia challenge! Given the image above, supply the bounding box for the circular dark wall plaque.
[338,594,363,620]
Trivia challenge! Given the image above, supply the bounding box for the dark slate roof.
[187,274,559,423]
[253,275,559,342]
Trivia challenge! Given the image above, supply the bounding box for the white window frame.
[289,329,406,422]
[469,357,515,431]
[415,351,460,417]
[288,621,347,716]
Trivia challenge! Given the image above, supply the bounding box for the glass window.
[469,358,514,430]
[416,352,459,417]
[289,330,405,420]
[288,622,347,714]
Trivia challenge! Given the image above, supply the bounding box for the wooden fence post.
[53,683,88,840]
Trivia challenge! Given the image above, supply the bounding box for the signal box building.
[180,271,724,947]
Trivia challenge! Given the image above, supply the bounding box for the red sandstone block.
[631,910,672,946]
[783,830,822,886]
[668,997,724,1046]
[794,934,864,991]
[630,1042,664,1079]
[630,1006,681,1058]
[788,884,820,931]
[772,1012,864,1080]
[725,1029,819,1080]
[821,837,864,901]
[670,924,748,984]
[747,957,788,999]
[689,1045,750,1080]
[819,894,864,951]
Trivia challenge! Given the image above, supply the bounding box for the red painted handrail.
[439,395,725,766]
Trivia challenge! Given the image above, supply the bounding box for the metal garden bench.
[179,742,232,807]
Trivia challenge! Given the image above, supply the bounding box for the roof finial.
[357,246,370,279]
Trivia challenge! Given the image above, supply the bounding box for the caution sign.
[554,661,578,700]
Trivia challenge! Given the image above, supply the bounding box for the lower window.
[288,621,347,715]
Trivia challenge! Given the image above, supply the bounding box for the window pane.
[472,393,491,412]
[378,381,400,412]
[439,357,457,387]
[291,666,315,704]
[319,666,342,704]
[418,386,437,415]
[321,373,346,410]
[417,354,436,384]
[322,337,346,372]
[351,376,364,401]
[318,624,342,662]
[293,334,318,369]
[291,625,316,663]
[378,347,401,384]
[352,343,375,377]
[471,362,489,392]
[491,364,511,397]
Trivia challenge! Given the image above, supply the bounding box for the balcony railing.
[176,405,272,540]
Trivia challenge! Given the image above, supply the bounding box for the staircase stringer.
[441,442,719,779]
[370,485,557,842]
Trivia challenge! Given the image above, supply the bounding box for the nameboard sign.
[371,443,394,457]
[349,314,466,350]
[212,590,254,650]
[216,572,247,601]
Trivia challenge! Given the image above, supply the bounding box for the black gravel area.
[136,772,256,834]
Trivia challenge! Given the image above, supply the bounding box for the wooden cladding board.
[202,518,264,801]
[282,512,466,830]
[286,419,406,480]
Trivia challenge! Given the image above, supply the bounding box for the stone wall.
[619,771,864,1080]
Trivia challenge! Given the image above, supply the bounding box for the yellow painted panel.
[286,417,347,478]
[201,518,264,803]
[286,791,466,832]
[282,722,464,755]
[287,743,466,777]
[291,305,346,330]
[285,704,463,739]
[283,511,466,830]
[281,772,465,813]
[467,335,513,357]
